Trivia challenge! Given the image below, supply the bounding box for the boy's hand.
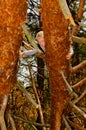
[66,53,73,60]
[19,52,26,58]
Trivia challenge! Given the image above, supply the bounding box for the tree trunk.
[0,1,27,129]
[41,0,71,129]
[0,0,27,95]
[36,57,45,130]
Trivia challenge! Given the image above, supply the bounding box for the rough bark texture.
[0,0,27,95]
[41,0,71,129]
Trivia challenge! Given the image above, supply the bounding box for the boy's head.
[36,31,45,48]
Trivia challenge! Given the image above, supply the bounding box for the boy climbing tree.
[20,31,74,60]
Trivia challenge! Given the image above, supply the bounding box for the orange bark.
[0,1,27,95]
[41,0,71,129]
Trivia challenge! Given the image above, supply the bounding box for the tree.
[15,0,86,129]
[41,0,71,129]
[0,0,86,130]
[0,1,27,129]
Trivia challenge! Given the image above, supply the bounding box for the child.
[35,31,45,53]
[20,31,45,58]
[20,31,73,60]
[36,31,74,60]
[20,48,38,58]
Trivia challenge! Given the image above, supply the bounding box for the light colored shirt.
[23,49,38,57]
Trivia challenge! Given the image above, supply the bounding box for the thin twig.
[67,118,86,130]
[72,60,86,74]
[8,113,16,130]
[62,115,72,130]
[72,77,86,89]
[69,101,86,119]
[0,94,8,130]
[73,89,86,104]
[28,63,46,130]
[13,115,50,127]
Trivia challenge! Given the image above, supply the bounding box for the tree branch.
[72,36,86,44]
[69,101,86,119]
[17,82,39,108]
[8,113,17,130]
[28,63,46,130]
[22,24,40,51]
[71,60,86,73]
[72,77,86,89]
[72,0,85,35]
[0,95,8,130]
[13,115,50,128]
[63,115,72,130]
[73,89,86,104]
[60,71,78,98]
[78,22,86,28]
[58,0,75,26]
[76,0,85,22]
[67,118,86,130]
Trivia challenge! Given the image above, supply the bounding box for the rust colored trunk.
[0,1,27,95]
[41,0,70,129]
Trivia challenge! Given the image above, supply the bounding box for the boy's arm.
[20,49,38,58]
[20,49,45,59]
